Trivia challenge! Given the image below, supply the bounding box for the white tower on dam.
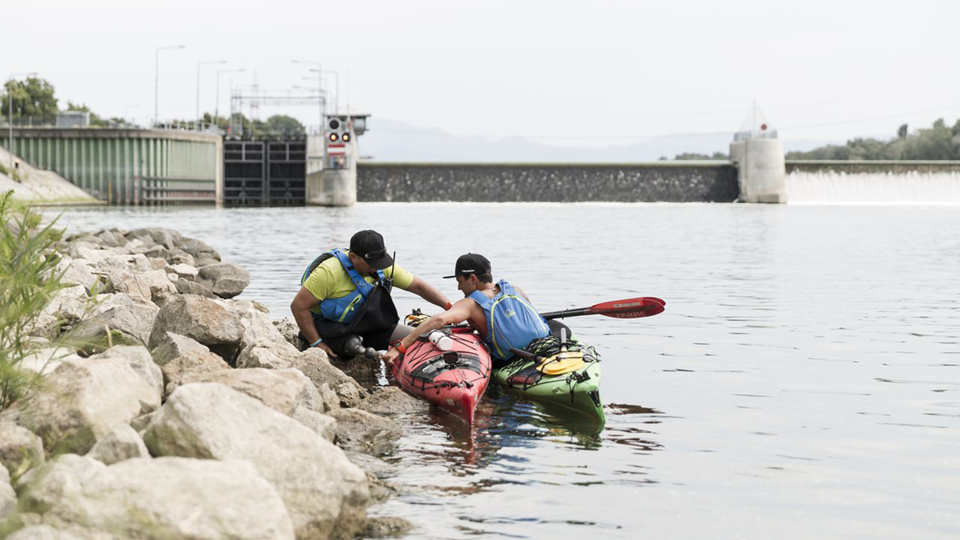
[306,114,368,206]
[729,103,787,203]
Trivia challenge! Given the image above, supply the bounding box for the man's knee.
[389,324,414,342]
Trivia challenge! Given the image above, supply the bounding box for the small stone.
[363,516,414,538]
[88,424,150,465]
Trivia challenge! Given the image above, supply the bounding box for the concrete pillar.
[214,136,224,205]
[305,134,358,206]
[730,138,786,203]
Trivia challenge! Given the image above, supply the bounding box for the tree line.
[785,119,960,160]
[1,76,306,137]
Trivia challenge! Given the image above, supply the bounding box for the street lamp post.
[196,60,226,129]
[314,69,339,115]
[154,44,185,127]
[7,71,37,171]
[292,60,325,130]
[215,68,244,132]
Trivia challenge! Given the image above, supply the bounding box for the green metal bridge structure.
[5,128,223,204]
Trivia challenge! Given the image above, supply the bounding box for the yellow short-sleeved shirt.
[303,253,414,315]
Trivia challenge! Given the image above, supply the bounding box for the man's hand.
[381,347,400,365]
[316,342,337,359]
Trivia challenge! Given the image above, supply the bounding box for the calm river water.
[51,203,959,539]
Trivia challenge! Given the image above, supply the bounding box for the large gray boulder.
[164,249,195,267]
[346,451,396,480]
[236,342,300,370]
[8,454,294,540]
[363,517,414,539]
[56,259,99,294]
[126,227,182,250]
[5,525,81,540]
[87,425,150,465]
[143,384,369,540]
[292,407,338,442]
[95,229,127,248]
[179,368,322,416]
[93,253,152,275]
[2,355,160,455]
[104,268,176,305]
[174,278,216,298]
[16,346,80,376]
[327,409,402,456]
[67,301,160,352]
[148,294,242,362]
[274,316,307,350]
[290,349,368,404]
[216,299,289,354]
[0,465,15,519]
[64,244,107,263]
[24,286,89,340]
[0,423,45,477]
[177,237,220,261]
[90,346,164,399]
[199,262,250,299]
[361,386,431,415]
[150,332,212,366]
[166,263,198,279]
[239,346,366,409]
[161,351,231,397]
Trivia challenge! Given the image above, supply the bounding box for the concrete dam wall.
[356,162,739,203]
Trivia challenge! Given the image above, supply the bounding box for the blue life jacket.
[301,249,386,326]
[469,279,550,360]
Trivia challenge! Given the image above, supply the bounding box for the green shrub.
[0,162,22,182]
[0,190,67,410]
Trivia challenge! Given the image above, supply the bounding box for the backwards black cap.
[443,253,491,279]
[349,230,394,270]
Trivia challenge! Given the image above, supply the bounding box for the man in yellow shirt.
[291,230,451,359]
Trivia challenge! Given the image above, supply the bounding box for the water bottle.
[427,330,452,351]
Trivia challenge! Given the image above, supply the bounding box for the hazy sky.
[3,0,958,146]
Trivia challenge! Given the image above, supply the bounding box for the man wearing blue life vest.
[291,230,452,359]
[382,253,559,367]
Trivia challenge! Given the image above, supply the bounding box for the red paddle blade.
[588,297,665,319]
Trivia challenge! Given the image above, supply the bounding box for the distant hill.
[357,119,835,162]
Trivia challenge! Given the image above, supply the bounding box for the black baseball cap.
[444,253,491,279]
[349,230,394,270]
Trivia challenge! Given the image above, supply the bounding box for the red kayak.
[390,327,492,425]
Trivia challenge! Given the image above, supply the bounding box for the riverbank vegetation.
[786,118,960,160]
[0,191,66,410]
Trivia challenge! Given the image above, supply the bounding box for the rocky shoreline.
[0,227,427,540]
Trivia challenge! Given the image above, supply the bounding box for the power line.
[375,104,960,142]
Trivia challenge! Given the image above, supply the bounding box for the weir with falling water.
[785,161,960,204]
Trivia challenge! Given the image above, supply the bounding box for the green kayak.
[492,336,604,423]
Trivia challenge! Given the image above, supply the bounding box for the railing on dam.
[4,128,222,204]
